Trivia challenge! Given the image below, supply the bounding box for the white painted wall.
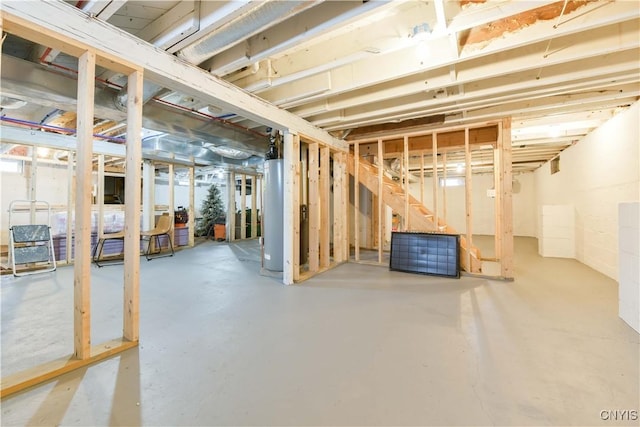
[619,202,639,333]
[408,171,536,237]
[534,101,640,279]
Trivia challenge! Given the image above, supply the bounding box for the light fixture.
[411,23,432,61]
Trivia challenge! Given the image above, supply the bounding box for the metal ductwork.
[176,0,321,66]
[1,54,268,165]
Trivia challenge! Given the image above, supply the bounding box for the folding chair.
[140,214,174,260]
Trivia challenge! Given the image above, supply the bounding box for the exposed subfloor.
[1,237,638,426]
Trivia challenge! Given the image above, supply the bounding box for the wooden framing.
[403,136,409,231]
[319,146,330,269]
[240,174,247,240]
[0,15,143,398]
[377,139,384,263]
[354,143,360,261]
[227,171,236,241]
[188,166,195,247]
[66,151,74,264]
[348,119,514,278]
[308,143,320,273]
[283,132,300,285]
[251,176,258,239]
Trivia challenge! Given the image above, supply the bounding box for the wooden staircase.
[348,153,482,273]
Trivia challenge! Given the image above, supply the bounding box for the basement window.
[0,158,23,173]
[550,157,560,175]
[439,177,465,187]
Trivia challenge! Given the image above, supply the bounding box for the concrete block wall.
[535,101,640,280]
[619,202,639,333]
[538,204,575,258]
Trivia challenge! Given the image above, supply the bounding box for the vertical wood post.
[97,155,105,238]
[283,131,300,284]
[354,143,360,261]
[333,152,344,263]
[240,174,247,239]
[308,143,319,272]
[29,148,37,223]
[420,153,424,204]
[123,69,143,342]
[432,133,439,230]
[320,146,330,268]
[500,118,514,279]
[442,152,447,223]
[73,50,96,359]
[377,139,383,263]
[66,151,74,263]
[228,171,236,241]
[188,166,195,247]
[251,176,257,239]
[403,136,409,231]
[142,161,154,231]
[464,128,473,271]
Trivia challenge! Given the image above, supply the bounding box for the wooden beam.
[251,176,258,239]
[308,143,319,273]
[442,152,447,223]
[188,166,195,247]
[240,174,247,239]
[97,155,105,238]
[354,143,360,261]
[377,139,383,263]
[228,172,236,241]
[464,128,473,271]
[500,118,514,279]
[73,50,95,360]
[420,153,424,205]
[29,148,37,222]
[432,133,438,231]
[1,339,137,398]
[66,151,74,263]
[123,69,143,342]
[320,146,330,268]
[283,132,300,285]
[167,163,174,248]
[1,3,348,152]
[403,136,409,231]
[342,150,349,261]
[333,152,344,263]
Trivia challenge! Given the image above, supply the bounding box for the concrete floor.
[1,237,638,426]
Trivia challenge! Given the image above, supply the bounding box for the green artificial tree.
[197,183,225,238]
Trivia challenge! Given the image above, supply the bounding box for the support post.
[66,151,74,263]
[227,171,236,241]
[123,69,143,342]
[188,166,195,247]
[73,50,96,360]
[142,160,154,231]
[240,174,246,239]
[354,143,360,261]
[432,133,438,230]
[308,143,319,272]
[283,131,300,284]
[377,139,383,263]
[464,128,473,271]
[97,155,105,238]
[320,146,330,268]
[403,136,409,231]
[500,118,514,279]
[420,153,424,204]
[251,175,257,239]
[442,152,447,223]
[333,152,344,263]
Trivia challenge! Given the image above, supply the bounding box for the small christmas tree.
[197,183,225,237]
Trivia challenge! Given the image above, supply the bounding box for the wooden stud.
[420,153,424,205]
[293,137,301,281]
[403,136,409,231]
[432,133,438,231]
[167,163,174,248]
[1,339,137,398]
[73,50,96,360]
[308,143,319,272]
[354,143,360,261]
[442,152,447,223]
[377,139,383,263]
[283,132,300,285]
[464,128,473,271]
[188,166,195,247]
[97,155,105,238]
[342,150,349,260]
[251,176,258,239]
[123,69,143,342]
[333,152,344,263]
[142,161,155,232]
[500,118,514,279]
[29,147,37,223]
[320,146,330,268]
[240,174,247,239]
[228,171,236,241]
[66,151,74,263]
